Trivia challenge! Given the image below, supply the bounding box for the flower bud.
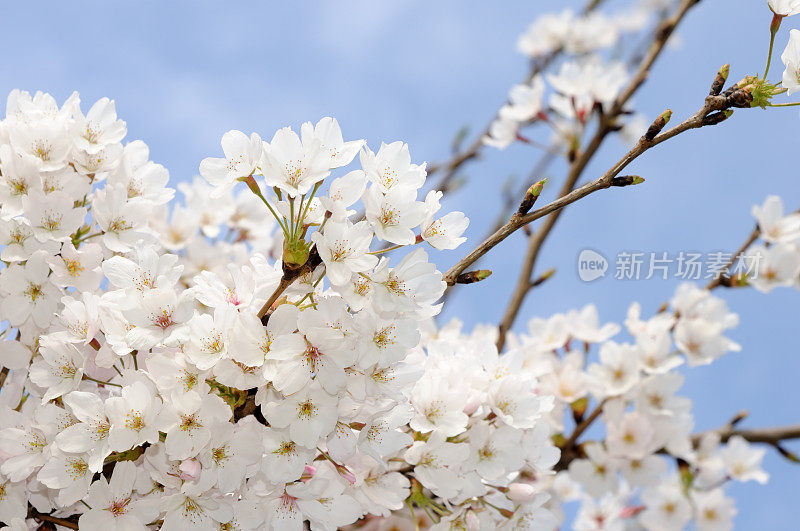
[610,175,645,187]
[466,510,481,531]
[531,267,556,288]
[462,395,481,416]
[620,505,645,518]
[776,444,800,463]
[517,178,547,215]
[644,110,672,141]
[455,269,492,285]
[571,397,589,418]
[732,76,782,109]
[338,467,357,485]
[709,64,730,96]
[702,110,734,126]
[507,482,537,503]
[179,459,201,482]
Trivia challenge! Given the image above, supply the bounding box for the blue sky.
[3,0,798,527]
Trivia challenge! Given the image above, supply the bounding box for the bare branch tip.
[455,269,493,285]
[610,175,645,187]
[516,178,548,216]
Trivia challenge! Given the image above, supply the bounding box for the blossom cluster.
[482,0,670,151]
[1,0,797,529]
[0,89,550,530]
[514,287,754,531]
[0,88,780,531]
[362,280,770,530]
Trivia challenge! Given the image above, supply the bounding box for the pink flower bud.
[304,464,317,477]
[507,482,536,503]
[338,467,357,485]
[466,510,480,531]
[462,396,481,416]
[179,458,201,482]
[620,505,645,518]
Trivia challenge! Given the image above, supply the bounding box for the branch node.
[725,81,755,108]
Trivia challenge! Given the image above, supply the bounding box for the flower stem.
[74,232,102,245]
[83,375,122,388]
[256,191,290,235]
[295,194,305,237]
[296,182,322,238]
[764,15,783,80]
[242,174,290,235]
[289,196,296,236]
[295,272,325,307]
[406,500,420,531]
[367,244,404,255]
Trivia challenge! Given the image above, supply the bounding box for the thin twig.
[705,225,761,289]
[446,100,735,295]
[691,423,800,446]
[565,400,606,449]
[705,207,800,290]
[257,248,323,321]
[556,420,800,471]
[493,0,706,350]
[29,507,80,530]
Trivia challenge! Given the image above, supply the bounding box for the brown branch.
[28,507,80,530]
[565,400,606,450]
[492,0,707,350]
[437,151,559,310]
[256,248,323,322]
[554,400,607,471]
[705,206,800,290]
[446,0,708,289]
[556,420,800,471]
[553,399,800,471]
[705,224,761,289]
[445,95,738,287]
[692,423,800,446]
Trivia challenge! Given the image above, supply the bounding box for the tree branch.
[444,93,740,290]
[705,224,761,289]
[691,423,800,446]
[705,206,800,290]
[492,0,708,350]
[564,400,606,450]
[28,507,80,530]
[556,409,800,471]
[256,248,322,323]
